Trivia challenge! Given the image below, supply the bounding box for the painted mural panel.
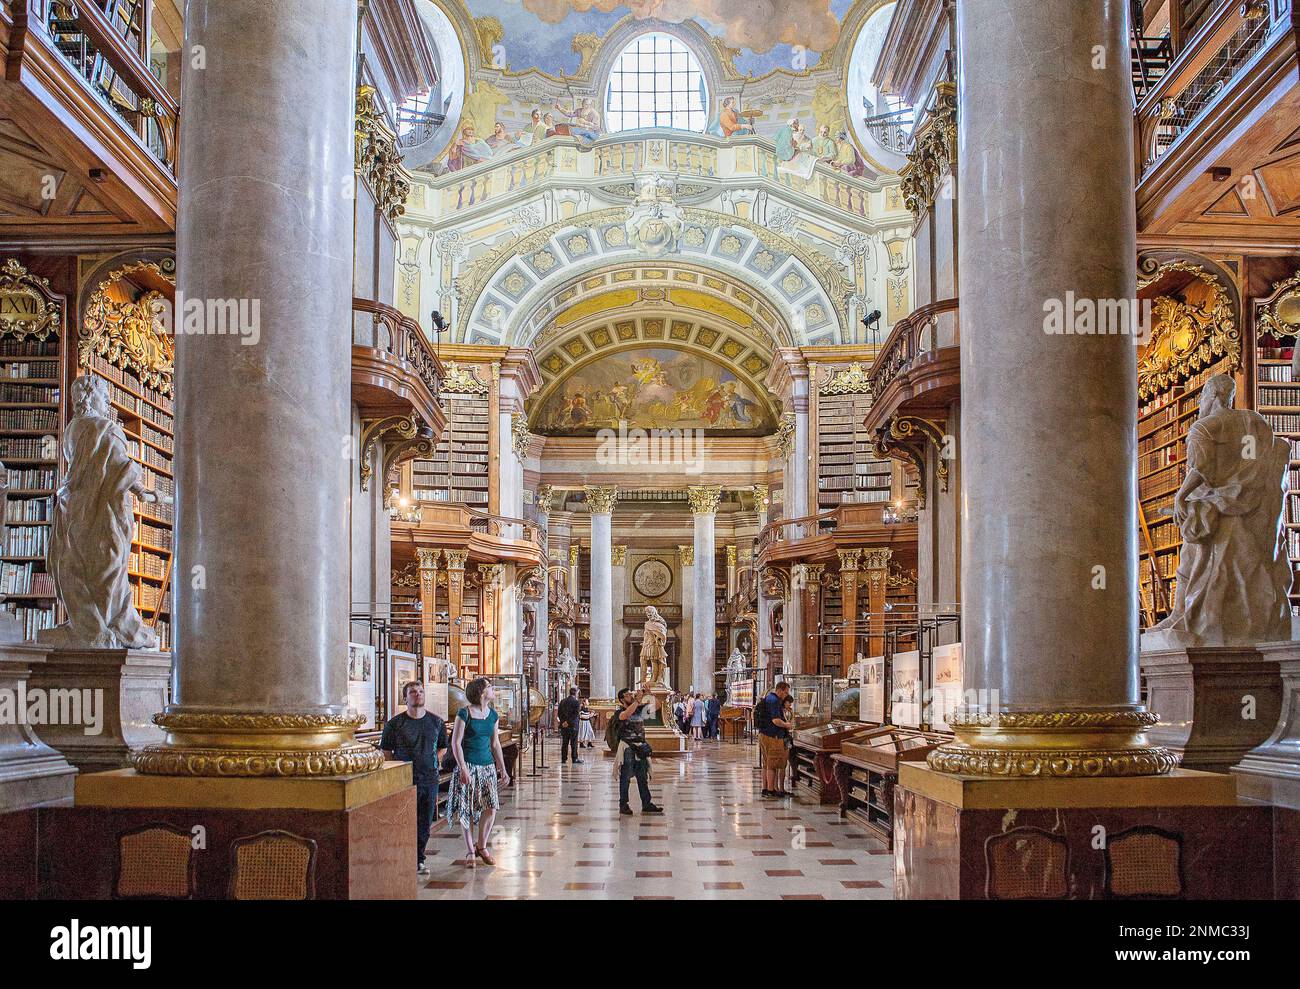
[533,347,775,435]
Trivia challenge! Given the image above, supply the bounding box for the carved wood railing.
[467,510,544,552]
[755,509,840,557]
[1134,0,1290,178]
[352,297,445,398]
[40,0,180,173]
[867,298,960,399]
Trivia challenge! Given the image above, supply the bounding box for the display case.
[782,673,834,730]
[485,673,528,752]
[834,727,950,848]
[791,719,877,804]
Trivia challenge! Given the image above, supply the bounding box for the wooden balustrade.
[467,510,544,551]
[40,0,180,173]
[1134,0,1287,177]
[352,297,445,398]
[867,298,959,398]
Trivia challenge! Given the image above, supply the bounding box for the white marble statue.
[556,640,577,696]
[640,605,669,687]
[1150,374,1292,647]
[726,647,745,683]
[0,461,25,642]
[846,652,866,682]
[40,376,170,650]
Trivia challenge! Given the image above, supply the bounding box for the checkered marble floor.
[419,739,894,900]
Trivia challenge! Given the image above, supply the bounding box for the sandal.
[476,847,496,866]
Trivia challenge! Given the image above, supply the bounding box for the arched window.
[605,33,707,133]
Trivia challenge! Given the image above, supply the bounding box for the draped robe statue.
[1151,374,1292,646]
[555,641,577,696]
[640,606,669,687]
[40,376,167,650]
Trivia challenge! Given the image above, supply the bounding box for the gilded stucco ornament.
[442,361,489,394]
[819,361,873,395]
[1135,261,1239,400]
[898,82,956,219]
[0,259,61,341]
[79,261,175,395]
[355,84,413,222]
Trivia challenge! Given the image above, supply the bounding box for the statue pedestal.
[1140,641,1282,773]
[27,647,171,774]
[1235,640,1300,808]
[0,643,77,812]
[639,682,686,756]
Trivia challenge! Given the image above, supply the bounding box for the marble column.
[611,545,628,683]
[678,545,694,692]
[569,543,580,599]
[931,0,1172,777]
[863,548,891,659]
[134,0,380,775]
[725,545,737,598]
[689,486,721,694]
[585,486,617,699]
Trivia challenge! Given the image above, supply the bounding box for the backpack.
[753,693,772,733]
[604,712,621,754]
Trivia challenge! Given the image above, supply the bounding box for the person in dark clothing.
[381,681,448,875]
[705,693,721,740]
[557,686,584,764]
[614,685,663,816]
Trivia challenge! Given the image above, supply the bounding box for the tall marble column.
[931,0,1172,777]
[612,545,628,682]
[445,550,468,676]
[688,486,721,694]
[838,550,860,672]
[676,545,694,691]
[134,0,380,775]
[725,545,737,598]
[585,486,617,699]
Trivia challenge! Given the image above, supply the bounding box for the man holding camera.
[614,685,663,816]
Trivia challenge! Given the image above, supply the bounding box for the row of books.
[137,521,172,550]
[1260,345,1295,362]
[1290,529,1300,560]
[5,467,54,490]
[140,466,172,495]
[84,355,173,414]
[141,422,173,452]
[1139,443,1183,475]
[133,582,169,611]
[6,497,51,522]
[0,361,58,380]
[130,549,169,579]
[1264,414,1300,435]
[0,339,58,358]
[1138,421,1182,456]
[0,437,54,460]
[1258,386,1300,407]
[0,384,58,403]
[0,563,54,596]
[3,525,49,557]
[0,409,58,431]
[2,604,54,640]
[1258,363,1295,383]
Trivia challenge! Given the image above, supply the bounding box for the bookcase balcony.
[0,0,178,236]
[863,297,959,437]
[390,504,545,570]
[755,503,917,570]
[1135,0,1300,238]
[351,296,447,441]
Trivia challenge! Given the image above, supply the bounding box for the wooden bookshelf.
[413,365,490,506]
[0,260,65,638]
[1256,340,1300,609]
[78,261,175,650]
[816,390,892,512]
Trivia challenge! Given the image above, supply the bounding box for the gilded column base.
[927,708,1178,778]
[131,710,385,777]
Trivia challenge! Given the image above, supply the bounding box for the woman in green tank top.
[449,676,509,866]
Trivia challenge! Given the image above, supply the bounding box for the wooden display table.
[790,721,880,804]
[833,727,948,848]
